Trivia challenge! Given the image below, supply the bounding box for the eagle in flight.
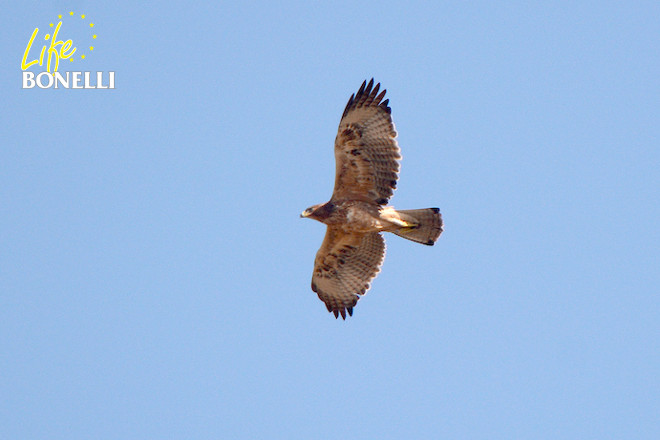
[301,79,443,319]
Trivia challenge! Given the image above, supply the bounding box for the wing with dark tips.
[332,79,401,206]
[311,227,385,319]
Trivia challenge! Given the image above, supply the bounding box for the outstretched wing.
[332,79,401,206]
[311,227,385,319]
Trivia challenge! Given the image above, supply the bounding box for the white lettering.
[21,71,115,89]
[71,71,82,89]
[53,71,69,88]
[84,71,95,89]
[36,72,53,88]
[96,71,107,89]
[22,71,35,88]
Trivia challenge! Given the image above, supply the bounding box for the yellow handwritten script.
[22,21,77,73]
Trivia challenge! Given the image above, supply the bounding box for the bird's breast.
[336,204,384,233]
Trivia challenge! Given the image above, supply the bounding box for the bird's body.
[305,201,391,231]
[302,79,443,319]
[306,201,436,236]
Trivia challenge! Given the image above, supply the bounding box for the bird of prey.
[301,79,443,319]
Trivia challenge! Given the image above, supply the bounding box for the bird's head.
[300,203,331,221]
[300,204,321,219]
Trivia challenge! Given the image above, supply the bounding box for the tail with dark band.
[392,208,443,245]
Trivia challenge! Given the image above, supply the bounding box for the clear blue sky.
[2,1,658,439]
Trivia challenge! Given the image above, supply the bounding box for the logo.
[21,11,114,89]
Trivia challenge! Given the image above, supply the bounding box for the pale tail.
[392,208,443,246]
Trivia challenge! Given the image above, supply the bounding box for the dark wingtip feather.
[375,89,386,104]
[381,98,391,113]
[357,80,367,96]
[342,79,391,118]
[327,306,352,320]
[365,78,374,93]
[431,207,440,213]
[342,93,356,118]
